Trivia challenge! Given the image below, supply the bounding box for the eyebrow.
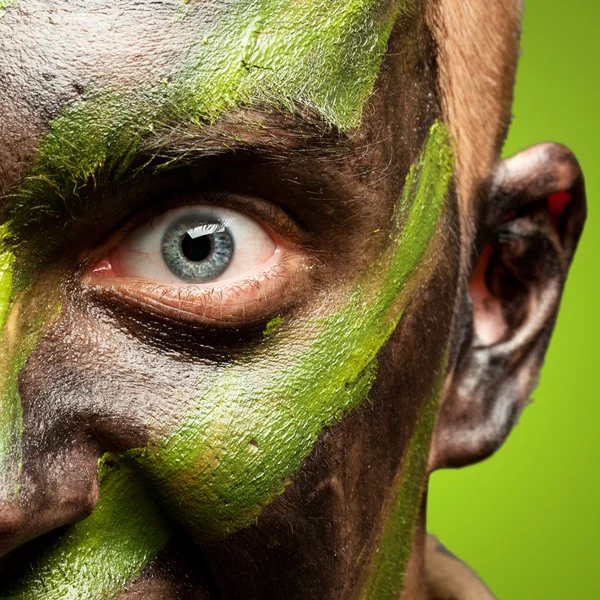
[0,0,413,240]
[2,106,353,234]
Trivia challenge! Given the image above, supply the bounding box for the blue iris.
[161,214,234,282]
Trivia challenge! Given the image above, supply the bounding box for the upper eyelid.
[81,193,304,266]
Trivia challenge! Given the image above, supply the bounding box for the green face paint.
[1,3,453,593]
[263,315,282,337]
[1,0,406,507]
[361,365,445,599]
[0,225,14,334]
[11,0,408,228]
[1,455,170,600]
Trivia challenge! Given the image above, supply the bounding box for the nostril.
[0,524,69,580]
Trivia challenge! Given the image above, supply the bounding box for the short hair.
[428,0,522,240]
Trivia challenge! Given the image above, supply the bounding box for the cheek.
[121,121,455,540]
[4,122,454,548]
[131,308,383,542]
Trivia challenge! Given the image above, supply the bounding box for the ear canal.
[429,143,586,471]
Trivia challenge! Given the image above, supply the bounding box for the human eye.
[83,196,308,327]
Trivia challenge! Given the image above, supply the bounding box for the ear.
[430,143,587,470]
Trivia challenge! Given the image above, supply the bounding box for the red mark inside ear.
[548,192,572,231]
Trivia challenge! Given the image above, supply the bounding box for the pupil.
[181,232,212,262]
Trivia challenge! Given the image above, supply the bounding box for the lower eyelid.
[82,252,310,328]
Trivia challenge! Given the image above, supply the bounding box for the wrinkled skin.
[0,1,587,599]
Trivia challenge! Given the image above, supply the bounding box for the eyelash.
[83,191,303,267]
[82,194,310,328]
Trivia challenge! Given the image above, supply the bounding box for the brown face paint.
[0,120,454,598]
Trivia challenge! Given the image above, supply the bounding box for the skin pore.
[0,1,586,599]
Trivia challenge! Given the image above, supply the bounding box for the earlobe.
[430,143,586,471]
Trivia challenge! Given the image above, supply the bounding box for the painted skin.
[0,2,456,597]
[0,123,453,600]
[0,1,587,599]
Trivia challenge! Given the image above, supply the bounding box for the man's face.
[0,1,586,598]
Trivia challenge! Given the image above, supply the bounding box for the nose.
[0,445,100,558]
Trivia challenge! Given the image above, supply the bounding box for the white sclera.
[116,205,276,285]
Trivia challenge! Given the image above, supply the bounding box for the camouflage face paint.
[361,366,445,599]
[1,455,170,600]
[2,0,407,504]
[0,121,453,599]
[131,121,453,539]
[1,2,453,596]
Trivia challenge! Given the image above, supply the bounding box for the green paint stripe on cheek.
[361,359,446,599]
[130,120,454,540]
[0,455,170,600]
[176,0,405,129]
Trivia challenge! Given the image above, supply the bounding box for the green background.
[428,1,599,598]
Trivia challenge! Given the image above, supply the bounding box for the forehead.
[0,0,408,199]
[0,0,401,129]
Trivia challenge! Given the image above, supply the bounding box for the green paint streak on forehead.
[362,363,445,599]
[130,121,453,540]
[10,0,406,226]
[1,455,170,600]
[176,0,402,128]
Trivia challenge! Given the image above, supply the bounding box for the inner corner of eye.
[90,256,113,276]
